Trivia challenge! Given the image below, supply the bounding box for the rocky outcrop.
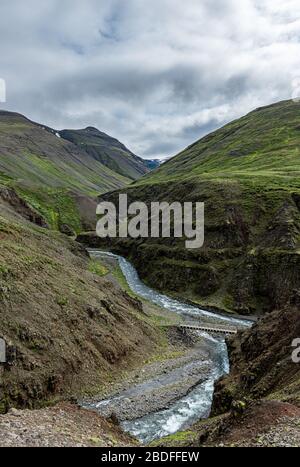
[0,214,159,413]
[78,181,300,316]
[0,187,48,227]
[212,304,300,415]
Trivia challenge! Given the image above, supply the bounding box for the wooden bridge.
[171,323,238,336]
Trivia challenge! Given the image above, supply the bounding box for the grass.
[0,112,136,234]
[112,263,139,298]
[94,100,300,316]
[136,100,300,194]
[15,186,82,233]
[149,430,197,447]
[88,259,109,277]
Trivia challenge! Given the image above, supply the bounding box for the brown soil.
[0,402,137,447]
[0,186,47,228]
[198,400,300,447]
[0,199,161,413]
[212,305,300,414]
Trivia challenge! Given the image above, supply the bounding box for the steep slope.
[80,100,300,315]
[153,302,300,448]
[0,111,130,194]
[0,200,159,413]
[59,127,150,180]
[0,111,133,231]
[0,403,137,447]
[139,99,300,189]
[0,403,138,448]
[212,303,300,413]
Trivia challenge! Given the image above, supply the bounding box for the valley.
[80,100,300,316]
[0,100,300,447]
[80,250,250,444]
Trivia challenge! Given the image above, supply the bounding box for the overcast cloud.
[0,0,300,159]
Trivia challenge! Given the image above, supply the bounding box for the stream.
[85,250,253,444]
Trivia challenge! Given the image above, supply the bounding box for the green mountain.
[139,99,300,189]
[0,110,146,232]
[59,127,150,180]
[80,100,300,315]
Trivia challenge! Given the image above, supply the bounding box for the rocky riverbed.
[82,329,212,422]
[80,251,249,444]
[82,325,230,444]
[0,250,247,447]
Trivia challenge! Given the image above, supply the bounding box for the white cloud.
[0,0,300,159]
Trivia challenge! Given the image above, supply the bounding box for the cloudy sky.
[0,0,300,160]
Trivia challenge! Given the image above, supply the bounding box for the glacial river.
[85,250,252,444]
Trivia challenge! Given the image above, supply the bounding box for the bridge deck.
[169,324,238,336]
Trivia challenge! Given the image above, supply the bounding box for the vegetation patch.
[88,259,109,277]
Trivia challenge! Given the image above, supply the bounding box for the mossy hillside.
[149,430,197,447]
[138,100,300,190]
[60,127,150,181]
[0,144,130,198]
[14,186,82,233]
[88,259,109,277]
[0,111,135,231]
[87,100,300,315]
[0,111,131,194]
[0,212,160,412]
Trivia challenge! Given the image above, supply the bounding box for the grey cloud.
[143,141,182,158]
[0,0,300,159]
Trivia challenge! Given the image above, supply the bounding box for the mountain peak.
[84,126,100,133]
[59,128,150,180]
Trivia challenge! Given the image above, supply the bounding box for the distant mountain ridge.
[143,159,161,170]
[0,110,131,193]
[59,126,150,181]
[0,110,150,231]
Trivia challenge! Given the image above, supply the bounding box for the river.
[85,250,252,444]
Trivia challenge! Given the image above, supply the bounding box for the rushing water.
[121,334,229,444]
[89,250,253,327]
[87,250,252,444]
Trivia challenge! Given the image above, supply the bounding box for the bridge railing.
[166,324,238,336]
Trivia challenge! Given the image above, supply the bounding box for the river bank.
[0,403,137,447]
[82,331,229,445]
[79,250,252,444]
[0,248,250,447]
